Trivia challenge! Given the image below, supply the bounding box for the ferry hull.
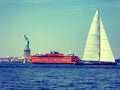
[30,56,80,64]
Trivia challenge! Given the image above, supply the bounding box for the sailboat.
[82,9,116,65]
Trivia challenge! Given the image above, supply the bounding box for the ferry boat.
[29,51,80,64]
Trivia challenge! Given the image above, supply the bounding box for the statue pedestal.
[24,49,31,58]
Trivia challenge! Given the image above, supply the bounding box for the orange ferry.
[29,51,80,64]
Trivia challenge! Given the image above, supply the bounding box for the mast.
[98,9,101,62]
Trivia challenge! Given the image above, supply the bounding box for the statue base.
[24,49,31,58]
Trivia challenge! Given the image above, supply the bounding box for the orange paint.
[29,52,80,64]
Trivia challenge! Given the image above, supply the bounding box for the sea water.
[0,63,120,90]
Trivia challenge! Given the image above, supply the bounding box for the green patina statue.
[24,35,30,50]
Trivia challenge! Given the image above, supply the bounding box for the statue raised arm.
[24,35,30,50]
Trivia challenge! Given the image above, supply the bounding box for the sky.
[0,0,120,59]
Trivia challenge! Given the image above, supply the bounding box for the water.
[0,63,120,90]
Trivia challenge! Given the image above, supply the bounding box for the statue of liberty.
[24,35,30,50]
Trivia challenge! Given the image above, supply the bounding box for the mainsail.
[83,9,115,62]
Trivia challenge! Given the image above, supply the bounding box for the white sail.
[100,18,115,62]
[83,10,100,61]
[83,9,115,63]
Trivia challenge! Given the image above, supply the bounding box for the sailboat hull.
[76,61,117,65]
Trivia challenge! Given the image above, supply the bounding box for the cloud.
[98,1,120,9]
[64,5,83,11]
[70,6,83,11]
[21,0,54,4]
[112,3,120,8]
[0,0,55,4]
